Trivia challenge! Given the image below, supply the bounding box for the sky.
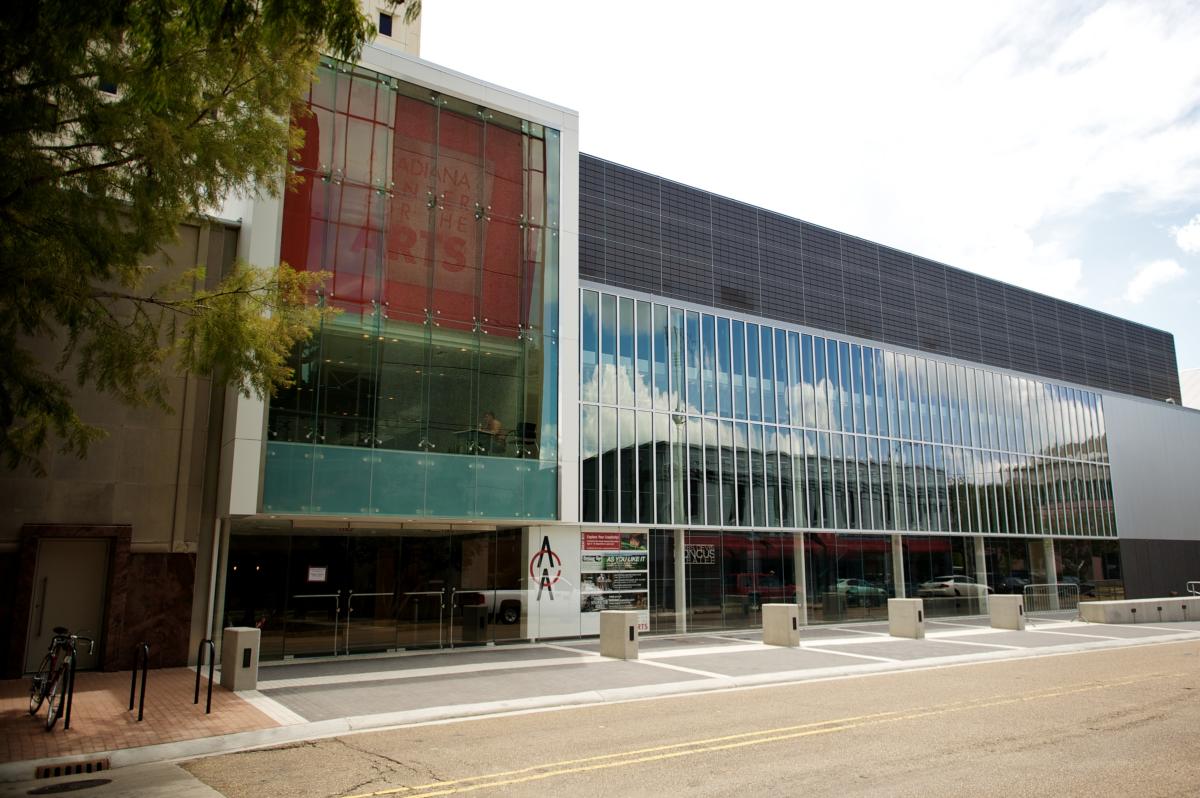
[421,0,1200,373]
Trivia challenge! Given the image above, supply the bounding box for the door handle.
[34,577,48,638]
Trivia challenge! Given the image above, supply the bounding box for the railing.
[291,592,341,657]
[1023,584,1081,617]
[1187,581,1200,597]
[346,591,393,655]
[194,639,215,714]
[128,643,149,722]
[400,591,444,649]
[449,589,491,648]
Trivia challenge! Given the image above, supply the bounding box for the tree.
[0,0,420,474]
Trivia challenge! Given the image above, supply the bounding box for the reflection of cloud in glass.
[582,304,1108,471]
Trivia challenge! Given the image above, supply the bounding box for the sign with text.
[684,544,717,566]
[580,530,650,633]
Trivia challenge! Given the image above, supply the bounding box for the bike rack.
[128,643,150,721]
[194,639,215,714]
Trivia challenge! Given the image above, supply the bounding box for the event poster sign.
[580,531,650,633]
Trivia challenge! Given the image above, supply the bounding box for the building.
[0,220,240,677]
[4,38,1200,673]
[1183,368,1200,410]
[358,0,421,57]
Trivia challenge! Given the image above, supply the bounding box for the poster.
[306,566,327,583]
[580,530,650,632]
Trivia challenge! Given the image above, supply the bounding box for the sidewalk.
[0,668,278,767]
[3,614,1199,789]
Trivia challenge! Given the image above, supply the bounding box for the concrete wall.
[360,0,421,56]
[0,220,236,674]
[1106,393,1200,541]
[0,221,236,554]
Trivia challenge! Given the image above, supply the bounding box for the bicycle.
[28,627,94,730]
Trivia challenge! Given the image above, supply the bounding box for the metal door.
[25,539,109,673]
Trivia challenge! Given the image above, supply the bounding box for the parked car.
[835,578,888,607]
[1059,576,1097,598]
[731,573,795,610]
[997,575,1030,594]
[918,575,991,598]
[455,589,522,624]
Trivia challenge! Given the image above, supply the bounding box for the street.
[184,639,1200,798]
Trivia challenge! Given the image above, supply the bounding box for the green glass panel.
[310,445,373,514]
[262,442,316,512]
[371,449,427,516]
[525,462,558,519]
[476,457,525,519]
[424,452,478,517]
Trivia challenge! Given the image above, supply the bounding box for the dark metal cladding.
[579,153,1181,403]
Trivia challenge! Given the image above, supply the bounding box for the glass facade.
[263,58,561,519]
[580,287,1116,539]
[645,530,1123,633]
[223,527,526,659]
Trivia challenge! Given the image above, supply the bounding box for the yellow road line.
[342,670,1185,798]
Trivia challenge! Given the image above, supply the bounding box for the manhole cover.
[27,780,112,795]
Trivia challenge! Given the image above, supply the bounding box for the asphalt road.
[185,640,1200,798]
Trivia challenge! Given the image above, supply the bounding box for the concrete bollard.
[989,594,1025,630]
[220,626,261,691]
[762,603,801,647]
[599,610,639,659]
[888,598,925,639]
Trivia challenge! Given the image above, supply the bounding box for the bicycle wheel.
[28,653,53,715]
[44,667,66,730]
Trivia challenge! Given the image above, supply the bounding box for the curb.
[2,628,1197,783]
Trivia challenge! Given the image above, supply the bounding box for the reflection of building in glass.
[580,292,1116,540]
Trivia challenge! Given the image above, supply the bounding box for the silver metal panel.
[1107,394,1200,540]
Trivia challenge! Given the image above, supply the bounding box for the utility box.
[599,610,639,659]
[990,594,1025,630]
[888,599,925,639]
[220,626,260,691]
[461,606,489,643]
[762,603,801,647]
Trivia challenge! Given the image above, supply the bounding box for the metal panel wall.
[1106,395,1200,540]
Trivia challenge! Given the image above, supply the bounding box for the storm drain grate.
[33,759,110,780]
[27,779,113,795]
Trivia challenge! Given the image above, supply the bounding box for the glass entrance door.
[284,536,347,657]
[344,536,402,654]
[226,526,525,659]
[395,532,452,649]
[447,529,524,646]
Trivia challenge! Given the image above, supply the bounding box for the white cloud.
[1175,214,1200,254]
[1124,259,1187,303]
[422,0,1200,308]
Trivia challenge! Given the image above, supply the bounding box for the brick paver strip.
[0,668,278,765]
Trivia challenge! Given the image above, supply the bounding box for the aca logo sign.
[529,535,561,601]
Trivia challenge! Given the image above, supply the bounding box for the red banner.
[280,81,535,336]
[582,532,622,551]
